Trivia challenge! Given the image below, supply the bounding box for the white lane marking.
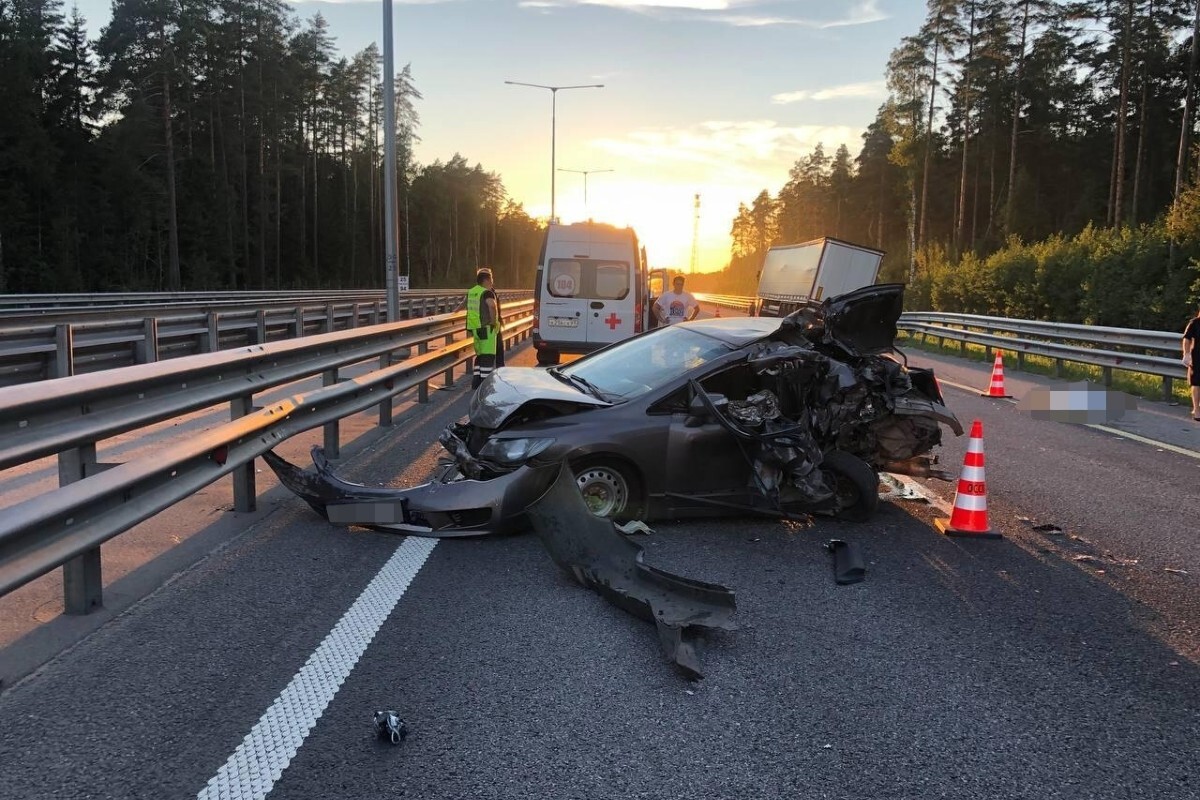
[937,377,1200,460]
[1084,424,1200,461]
[197,537,438,800]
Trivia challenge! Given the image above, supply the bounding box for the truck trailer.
[755,238,884,317]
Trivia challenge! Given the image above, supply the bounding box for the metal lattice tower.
[690,193,700,274]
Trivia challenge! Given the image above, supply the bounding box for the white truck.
[754,237,884,317]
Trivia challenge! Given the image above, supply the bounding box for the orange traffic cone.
[980,351,1013,398]
[935,419,1001,539]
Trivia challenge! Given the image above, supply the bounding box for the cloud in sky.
[517,0,889,27]
[591,119,862,184]
[771,80,886,104]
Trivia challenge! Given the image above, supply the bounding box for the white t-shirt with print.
[655,290,699,324]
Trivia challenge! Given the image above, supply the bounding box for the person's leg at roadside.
[472,326,498,389]
[1191,368,1200,419]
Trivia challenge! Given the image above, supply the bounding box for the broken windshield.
[559,326,732,401]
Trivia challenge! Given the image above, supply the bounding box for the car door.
[584,260,635,346]
[540,258,589,345]
[649,371,755,511]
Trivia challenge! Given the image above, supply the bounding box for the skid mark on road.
[196,537,437,800]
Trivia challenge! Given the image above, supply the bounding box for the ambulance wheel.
[537,349,560,366]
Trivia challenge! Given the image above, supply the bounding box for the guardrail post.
[1162,376,1173,402]
[418,340,430,403]
[206,311,220,353]
[136,317,160,363]
[959,339,967,356]
[373,301,382,324]
[405,299,414,319]
[1101,365,1113,387]
[1054,358,1064,378]
[325,304,335,333]
[443,333,456,386]
[378,354,394,426]
[350,303,361,329]
[323,368,341,459]
[1016,351,1025,371]
[231,395,257,513]
[256,309,267,344]
[293,308,305,338]
[54,323,75,378]
[59,443,102,614]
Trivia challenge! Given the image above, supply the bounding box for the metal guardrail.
[0,290,532,387]
[694,293,756,313]
[692,294,1188,398]
[898,313,1186,399]
[0,302,534,614]
[0,289,525,315]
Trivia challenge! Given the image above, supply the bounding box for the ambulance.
[531,221,667,366]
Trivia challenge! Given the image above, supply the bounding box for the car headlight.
[478,437,556,465]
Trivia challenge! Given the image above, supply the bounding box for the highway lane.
[895,349,1200,663]
[2,342,1199,798]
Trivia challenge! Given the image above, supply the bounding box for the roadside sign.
[397,275,410,292]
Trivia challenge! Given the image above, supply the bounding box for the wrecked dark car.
[267,284,963,535]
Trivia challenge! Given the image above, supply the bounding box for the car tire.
[536,349,560,366]
[820,450,879,523]
[570,457,643,521]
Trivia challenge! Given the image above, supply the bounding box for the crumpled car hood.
[469,366,612,429]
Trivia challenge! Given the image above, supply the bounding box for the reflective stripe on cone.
[980,351,1013,398]
[935,418,1002,539]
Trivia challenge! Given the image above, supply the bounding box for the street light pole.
[505,81,603,222]
[382,0,399,321]
[557,168,614,215]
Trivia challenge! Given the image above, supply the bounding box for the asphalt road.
[1,338,1199,799]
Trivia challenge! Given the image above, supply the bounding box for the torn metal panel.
[525,463,737,680]
[261,446,557,537]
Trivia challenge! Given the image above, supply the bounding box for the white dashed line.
[197,537,438,800]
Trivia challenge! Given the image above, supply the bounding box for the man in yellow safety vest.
[466,268,502,388]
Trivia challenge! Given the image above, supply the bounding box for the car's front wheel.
[570,457,642,520]
[536,348,561,366]
[820,450,879,522]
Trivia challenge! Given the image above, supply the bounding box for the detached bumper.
[262,446,558,537]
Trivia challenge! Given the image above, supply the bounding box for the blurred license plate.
[547,316,578,327]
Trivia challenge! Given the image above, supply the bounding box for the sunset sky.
[76,0,924,273]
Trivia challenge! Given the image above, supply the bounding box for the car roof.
[679,316,783,345]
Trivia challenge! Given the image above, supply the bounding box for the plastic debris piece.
[1165,568,1190,576]
[615,520,655,536]
[526,463,737,681]
[1032,523,1063,534]
[1072,555,1100,564]
[825,539,866,585]
[373,711,408,745]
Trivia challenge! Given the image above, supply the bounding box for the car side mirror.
[684,391,726,427]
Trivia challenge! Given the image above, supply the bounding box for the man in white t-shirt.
[654,275,700,325]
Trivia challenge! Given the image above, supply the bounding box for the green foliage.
[0,0,544,292]
[915,221,1198,329]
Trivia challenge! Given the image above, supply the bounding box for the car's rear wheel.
[820,450,879,522]
[536,348,561,366]
[570,457,641,520]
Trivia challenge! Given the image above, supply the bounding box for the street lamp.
[505,81,604,222]
[382,0,399,321]
[557,168,614,216]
